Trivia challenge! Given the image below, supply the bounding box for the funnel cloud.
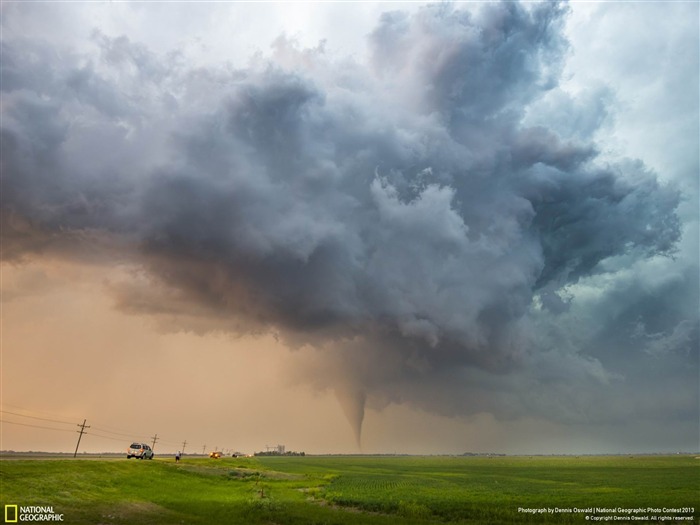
[336,386,366,448]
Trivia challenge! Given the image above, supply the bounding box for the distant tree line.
[254,450,305,456]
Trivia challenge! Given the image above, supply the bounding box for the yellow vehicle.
[209,451,222,459]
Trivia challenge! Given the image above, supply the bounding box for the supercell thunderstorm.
[2,1,696,445]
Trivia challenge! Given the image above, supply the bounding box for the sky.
[1,0,698,456]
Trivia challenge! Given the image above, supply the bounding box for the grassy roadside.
[0,456,403,524]
[1,455,697,524]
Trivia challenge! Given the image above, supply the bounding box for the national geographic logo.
[4,505,64,522]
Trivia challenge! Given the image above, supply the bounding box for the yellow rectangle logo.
[5,504,18,523]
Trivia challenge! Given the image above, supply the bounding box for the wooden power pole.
[73,419,90,458]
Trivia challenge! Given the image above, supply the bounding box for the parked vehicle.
[209,451,222,459]
[127,443,154,459]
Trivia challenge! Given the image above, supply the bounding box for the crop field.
[0,455,697,524]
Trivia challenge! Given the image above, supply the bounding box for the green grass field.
[1,455,697,524]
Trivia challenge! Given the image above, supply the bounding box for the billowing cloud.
[2,1,696,448]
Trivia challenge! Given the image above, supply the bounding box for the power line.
[86,431,135,443]
[84,423,180,447]
[0,410,75,426]
[1,405,188,451]
[0,405,153,441]
[0,403,84,423]
[87,420,152,438]
[0,419,77,433]
[90,425,149,440]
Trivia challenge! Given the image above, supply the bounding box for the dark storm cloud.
[1,1,692,442]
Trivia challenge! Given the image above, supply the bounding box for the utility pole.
[181,440,187,455]
[73,419,90,458]
[151,434,159,451]
[202,444,206,455]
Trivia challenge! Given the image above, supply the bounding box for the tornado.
[335,387,366,449]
